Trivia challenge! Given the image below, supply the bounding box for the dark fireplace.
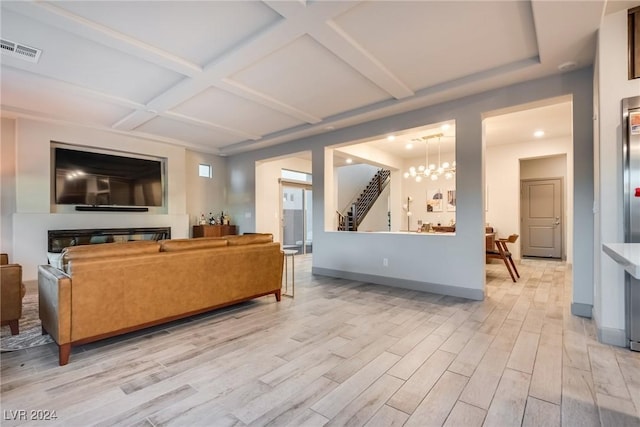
[48,227,171,253]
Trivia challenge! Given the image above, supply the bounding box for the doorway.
[521,178,563,258]
[281,181,312,254]
[483,97,572,264]
[255,152,312,250]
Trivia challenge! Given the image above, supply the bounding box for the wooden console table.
[192,224,237,238]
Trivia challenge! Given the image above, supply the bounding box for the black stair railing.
[338,169,390,231]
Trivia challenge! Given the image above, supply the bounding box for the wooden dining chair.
[486,234,520,282]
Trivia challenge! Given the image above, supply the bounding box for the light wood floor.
[1,257,639,426]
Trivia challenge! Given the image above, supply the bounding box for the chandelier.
[403,133,455,182]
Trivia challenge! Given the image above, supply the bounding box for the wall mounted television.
[53,144,166,209]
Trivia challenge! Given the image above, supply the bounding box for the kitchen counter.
[603,243,640,279]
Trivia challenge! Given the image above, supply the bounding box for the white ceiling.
[0,1,615,156]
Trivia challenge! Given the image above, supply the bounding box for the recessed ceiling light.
[534,130,545,138]
[346,158,353,164]
[405,143,413,150]
[387,135,396,142]
[441,124,451,131]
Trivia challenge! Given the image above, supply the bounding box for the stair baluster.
[338,169,390,231]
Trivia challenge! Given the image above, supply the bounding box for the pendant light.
[403,133,455,182]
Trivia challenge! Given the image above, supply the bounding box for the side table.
[282,249,298,297]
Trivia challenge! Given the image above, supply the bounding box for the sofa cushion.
[63,240,160,263]
[226,234,273,246]
[160,237,228,252]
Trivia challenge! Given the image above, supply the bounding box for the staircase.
[338,169,390,231]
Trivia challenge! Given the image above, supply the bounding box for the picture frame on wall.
[427,188,443,212]
[446,189,456,212]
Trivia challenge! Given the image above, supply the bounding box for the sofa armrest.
[1,264,24,320]
[38,265,72,347]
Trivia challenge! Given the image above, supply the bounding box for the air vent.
[0,38,41,63]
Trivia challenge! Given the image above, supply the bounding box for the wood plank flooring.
[1,256,639,426]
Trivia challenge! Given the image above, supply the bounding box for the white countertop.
[602,243,640,279]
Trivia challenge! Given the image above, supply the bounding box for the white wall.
[255,155,312,242]
[336,163,380,213]
[595,9,640,345]
[358,185,390,232]
[4,118,191,280]
[227,68,594,302]
[521,155,566,179]
[185,149,228,232]
[327,144,405,231]
[0,118,16,255]
[336,163,391,231]
[486,138,573,262]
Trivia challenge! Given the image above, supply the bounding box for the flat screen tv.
[54,146,164,207]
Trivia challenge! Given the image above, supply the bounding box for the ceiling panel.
[0,66,134,125]
[228,34,391,119]
[333,1,538,91]
[1,9,184,104]
[171,87,304,136]
[51,1,283,67]
[134,116,244,148]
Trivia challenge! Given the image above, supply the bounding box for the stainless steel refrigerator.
[623,95,640,351]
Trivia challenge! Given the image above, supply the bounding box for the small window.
[199,164,212,178]
[282,169,312,183]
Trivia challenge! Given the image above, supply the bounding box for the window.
[199,164,212,178]
[281,169,312,183]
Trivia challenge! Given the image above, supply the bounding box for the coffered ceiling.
[0,1,608,156]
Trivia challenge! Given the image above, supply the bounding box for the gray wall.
[227,68,593,303]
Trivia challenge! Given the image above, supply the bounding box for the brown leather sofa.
[1,253,26,335]
[38,234,284,365]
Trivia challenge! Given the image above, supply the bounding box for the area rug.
[1,291,53,352]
